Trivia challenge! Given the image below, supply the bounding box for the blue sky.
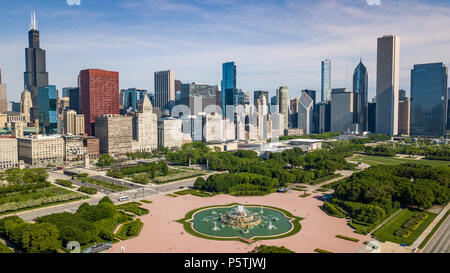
[0,0,449,102]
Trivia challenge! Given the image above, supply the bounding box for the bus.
[118,196,129,202]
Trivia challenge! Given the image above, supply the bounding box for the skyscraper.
[331,88,354,132]
[321,59,331,102]
[24,11,48,121]
[38,85,57,134]
[120,88,148,113]
[180,83,219,115]
[410,63,448,137]
[353,60,368,132]
[298,91,314,135]
[376,35,400,135]
[0,67,7,113]
[80,69,120,136]
[154,70,175,112]
[254,91,269,108]
[277,86,289,129]
[66,87,80,114]
[221,62,236,114]
[302,89,316,105]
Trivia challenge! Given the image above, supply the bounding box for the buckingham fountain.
[183,204,298,240]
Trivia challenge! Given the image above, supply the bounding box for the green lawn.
[350,155,450,167]
[372,208,437,246]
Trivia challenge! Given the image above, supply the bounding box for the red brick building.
[83,137,100,159]
[80,69,119,136]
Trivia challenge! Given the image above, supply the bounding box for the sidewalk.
[411,202,450,249]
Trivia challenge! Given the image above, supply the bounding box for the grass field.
[350,155,450,167]
[372,208,437,246]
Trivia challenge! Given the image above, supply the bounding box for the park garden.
[0,197,147,253]
[0,169,86,215]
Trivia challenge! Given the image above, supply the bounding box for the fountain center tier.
[220,205,262,229]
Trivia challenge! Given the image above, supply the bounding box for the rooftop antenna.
[30,10,37,30]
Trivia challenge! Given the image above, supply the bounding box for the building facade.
[38,85,57,134]
[83,137,100,159]
[0,67,7,114]
[410,63,448,137]
[321,59,332,102]
[331,88,354,132]
[0,137,18,169]
[221,62,237,114]
[157,118,183,149]
[277,86,289,129]
[80,69,120,136]
[63,135,84,162]
[95,114,133,155]
[131,96,158,152]
[120,88,148,113]
[180,83,219,115]
[17,135,64,167]
[353,60,368,132]
[298,91,314,135]
[20,89,32,122]
[398,99,410,136]
[376,35,400,135]
[63,110,85,135]
[154,70,175,112]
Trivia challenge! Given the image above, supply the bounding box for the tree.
[97,154,115,167]
[161,162,169,176]
[19,223,61,253]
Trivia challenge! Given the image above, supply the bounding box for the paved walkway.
[411,202,450,250]
[369,209,404,235]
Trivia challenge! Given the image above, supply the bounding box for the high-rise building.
[120,88,148,113]
[131,95,158,152]
[0,67,7,113]
[80,69,120,136]
[302,89,316,105]
[410,63,448,137]
[376,35,400,135]
[63,110,85,135]
[277,86,289,129]
[321,59,332,102]
[368,102,376,133]
[254,91,269,108]
[331,88,354,132]
[221,62,237,114]
[398,99,410,136]
[24,12,49,121]
[157,117,183,148]
[95,114,133,155]
[298,91,314,135]
[154,70,175,113]
[63,87,81,114]
[38,85,57,134]
[353,60,368,132]
[180,83,219,115]
[20,89,32,122]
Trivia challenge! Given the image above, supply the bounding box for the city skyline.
[0,0,449,103]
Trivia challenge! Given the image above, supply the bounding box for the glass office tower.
[221,62,236,116]
[38,85,57,134]
[353,60,369,132]
[410,63,448,137]
[321,59,331,102]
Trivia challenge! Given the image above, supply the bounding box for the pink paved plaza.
[109,191,370,253]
